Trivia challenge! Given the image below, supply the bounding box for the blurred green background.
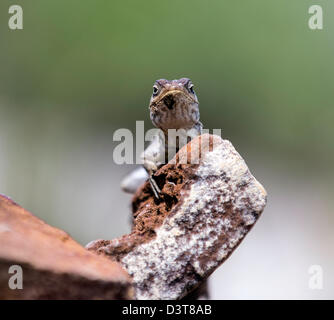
[0,1,333,298]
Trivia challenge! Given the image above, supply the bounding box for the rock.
[0,195,133,299]
[87,134,267,300]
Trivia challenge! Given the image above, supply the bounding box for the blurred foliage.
[0,0,333,169]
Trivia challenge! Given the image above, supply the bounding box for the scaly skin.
[122,78,203,197]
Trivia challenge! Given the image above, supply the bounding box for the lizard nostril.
[164,96,175,110]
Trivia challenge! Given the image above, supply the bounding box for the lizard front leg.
[145,161,161,199]
[141,135,165,199]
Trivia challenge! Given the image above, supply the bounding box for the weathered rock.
[0,195,133,299]
[87,134,267,300]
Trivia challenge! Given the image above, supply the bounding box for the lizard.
[121,78,203,198]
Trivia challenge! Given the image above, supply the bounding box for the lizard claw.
[149,176,161,199]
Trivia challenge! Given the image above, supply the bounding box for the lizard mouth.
[154,90,197,107]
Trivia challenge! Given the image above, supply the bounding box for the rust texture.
[0,195,133,300]
[87,134,267,299]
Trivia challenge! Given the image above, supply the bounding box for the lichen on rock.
[87,134,267,300]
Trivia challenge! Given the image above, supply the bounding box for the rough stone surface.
[87,134,267,300]
[0,195,133,299]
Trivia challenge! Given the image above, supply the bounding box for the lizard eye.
[152,85,159,96]
[188,84,195,94]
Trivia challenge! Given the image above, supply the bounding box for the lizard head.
[149,78,200,130]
